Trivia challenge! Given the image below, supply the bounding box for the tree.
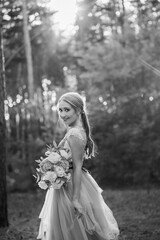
[22,0,34,99]
[0,0,8,227]
[2,0,64,98]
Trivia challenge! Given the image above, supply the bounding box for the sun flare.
[49,0,77,33]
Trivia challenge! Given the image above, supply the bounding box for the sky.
[48,0,77,35]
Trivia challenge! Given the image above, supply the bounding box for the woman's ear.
[76,109,81,116]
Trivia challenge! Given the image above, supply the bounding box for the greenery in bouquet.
[34,141,71,190]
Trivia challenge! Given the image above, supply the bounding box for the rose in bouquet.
[34,141,71,190]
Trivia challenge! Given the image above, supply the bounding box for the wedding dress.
[37,127,119,240]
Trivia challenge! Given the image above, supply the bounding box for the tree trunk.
[22,0,34,99]
[121,0,126,47]
[0,0,9,227]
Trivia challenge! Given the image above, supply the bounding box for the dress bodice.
[58,127,87,162]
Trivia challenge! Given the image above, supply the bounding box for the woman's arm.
[68,135,84,217]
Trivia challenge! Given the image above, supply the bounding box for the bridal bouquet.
[34,141,71,190]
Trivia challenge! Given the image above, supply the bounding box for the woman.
[37,92,119,240]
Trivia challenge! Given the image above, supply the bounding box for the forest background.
[2,0,160,192]
[1,0,160,239]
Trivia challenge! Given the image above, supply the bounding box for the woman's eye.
[59,108,69,113]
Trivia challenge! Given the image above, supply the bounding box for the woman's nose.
[60,111,66,118]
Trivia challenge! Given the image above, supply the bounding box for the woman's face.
[58,100,79,127]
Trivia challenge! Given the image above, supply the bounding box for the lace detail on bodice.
[66,127,86,146]
[58,127,87,162]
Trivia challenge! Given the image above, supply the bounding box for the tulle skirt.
[37,171,119,240]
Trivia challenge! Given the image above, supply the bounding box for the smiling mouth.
[63,118,69,121]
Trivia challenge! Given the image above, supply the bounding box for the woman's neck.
[68,117,84,129]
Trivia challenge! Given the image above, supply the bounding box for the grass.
[0,188,160,240]
[103,188,160,240]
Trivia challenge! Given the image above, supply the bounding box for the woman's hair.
[58,92,95,158]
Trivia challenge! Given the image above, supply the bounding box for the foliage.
[2,0,160,190]
[3,0,65,98]
[90,90,160,187]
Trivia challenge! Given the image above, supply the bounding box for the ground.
[0,188,160,240]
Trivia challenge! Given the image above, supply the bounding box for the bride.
[37,92,119,240]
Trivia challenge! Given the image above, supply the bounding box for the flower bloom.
[54,166,65,177]
[59,159,69,171]
[60,149,69,159]
[38,181,48,190]
[43,171,57,183]
[40,160,53,172]
[47,152,61,164]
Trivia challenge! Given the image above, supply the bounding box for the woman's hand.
[72,199,83,219]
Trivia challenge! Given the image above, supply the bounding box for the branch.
[139,58,160,78]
